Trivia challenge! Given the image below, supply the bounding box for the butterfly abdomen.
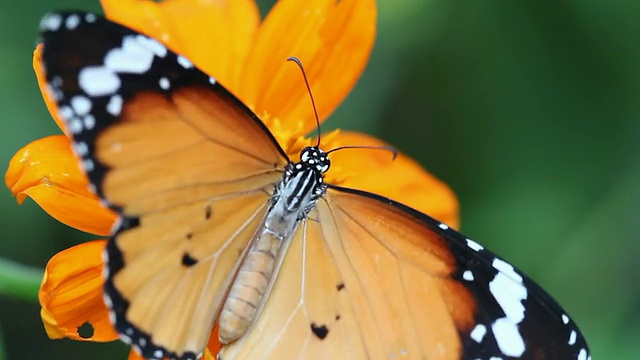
[218,230,282,343]
[219,158,328,344]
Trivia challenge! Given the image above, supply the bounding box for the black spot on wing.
[182,252,198,267]
[310,323,329,340]
[205,205,212,220]
[336,282,345,291]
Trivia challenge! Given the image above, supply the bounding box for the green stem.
[0,324,5,360]
[0,258,42,302]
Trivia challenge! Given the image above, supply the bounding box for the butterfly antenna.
[326,145,398,160]
[287,57,321,147]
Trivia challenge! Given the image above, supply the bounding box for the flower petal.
[5,135,117,235]
[207,326,222,357]
[239,0,376,132]
[33,44,66,134]
[328,131,460,228]
[101,0,260,89]
[39,240,118,342]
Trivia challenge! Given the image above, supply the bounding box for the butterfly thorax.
[218,146,329,344]
[273,146,329,218]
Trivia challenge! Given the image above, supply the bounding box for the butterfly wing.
[220,185,590,359]
[40,12,289,359]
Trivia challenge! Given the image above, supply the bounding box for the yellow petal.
[5,135,117,235]
[238,0,376,133]
[328,131,460,229]
[39,240,119,342]
[33,44,67,134]
[101,0,260,89]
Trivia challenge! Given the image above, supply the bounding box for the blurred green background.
[1,0,638,359]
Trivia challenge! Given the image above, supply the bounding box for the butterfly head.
[299,146,331,174]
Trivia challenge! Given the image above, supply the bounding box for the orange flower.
[5,0,459,358]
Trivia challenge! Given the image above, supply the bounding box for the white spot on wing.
[106,95,123,116]
[487,257,529,358]
[462,270,474,281]
[68,117,83,134]
[135,34,167,57]
[209,76,216,84]
[73,142,89,156]
[41,14,62,31]
[83,115,96,130]
[71,96,92,115]
[159,77,170,90]
[466,238,484,252]
[78,66,120,96]
[577,348,587,360]
[470,324,486,343]
[562,314,569,324]
[85,13,96,23]
[58,105,73,120]
[177,55,193,68]
[46,85,62,101]
[108,308,116,326]
[82,159,95,172]
[489,272,527,323]
[568,330,577,345]
[110,216,122,236]
[102,293,112,308]
[65,14,80,29]
[104,35,156,74]
[492,258,523,283]
[438,223,449,230]
[491,318,526,356]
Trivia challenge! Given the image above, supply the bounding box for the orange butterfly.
[39,12,590,360]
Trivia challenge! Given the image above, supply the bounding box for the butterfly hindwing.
[40,12,290,360]
[323,186,589,359]
[220,185,590,360]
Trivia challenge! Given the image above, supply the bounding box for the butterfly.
[39,11,590,360]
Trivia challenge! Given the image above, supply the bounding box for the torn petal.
[39,240,118,342]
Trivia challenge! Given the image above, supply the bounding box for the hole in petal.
[77,321,94,339]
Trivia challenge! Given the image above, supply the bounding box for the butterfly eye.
[319,157,330,173]
[300,148,312,162]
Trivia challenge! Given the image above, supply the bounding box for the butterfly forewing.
[40,12,289,360]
